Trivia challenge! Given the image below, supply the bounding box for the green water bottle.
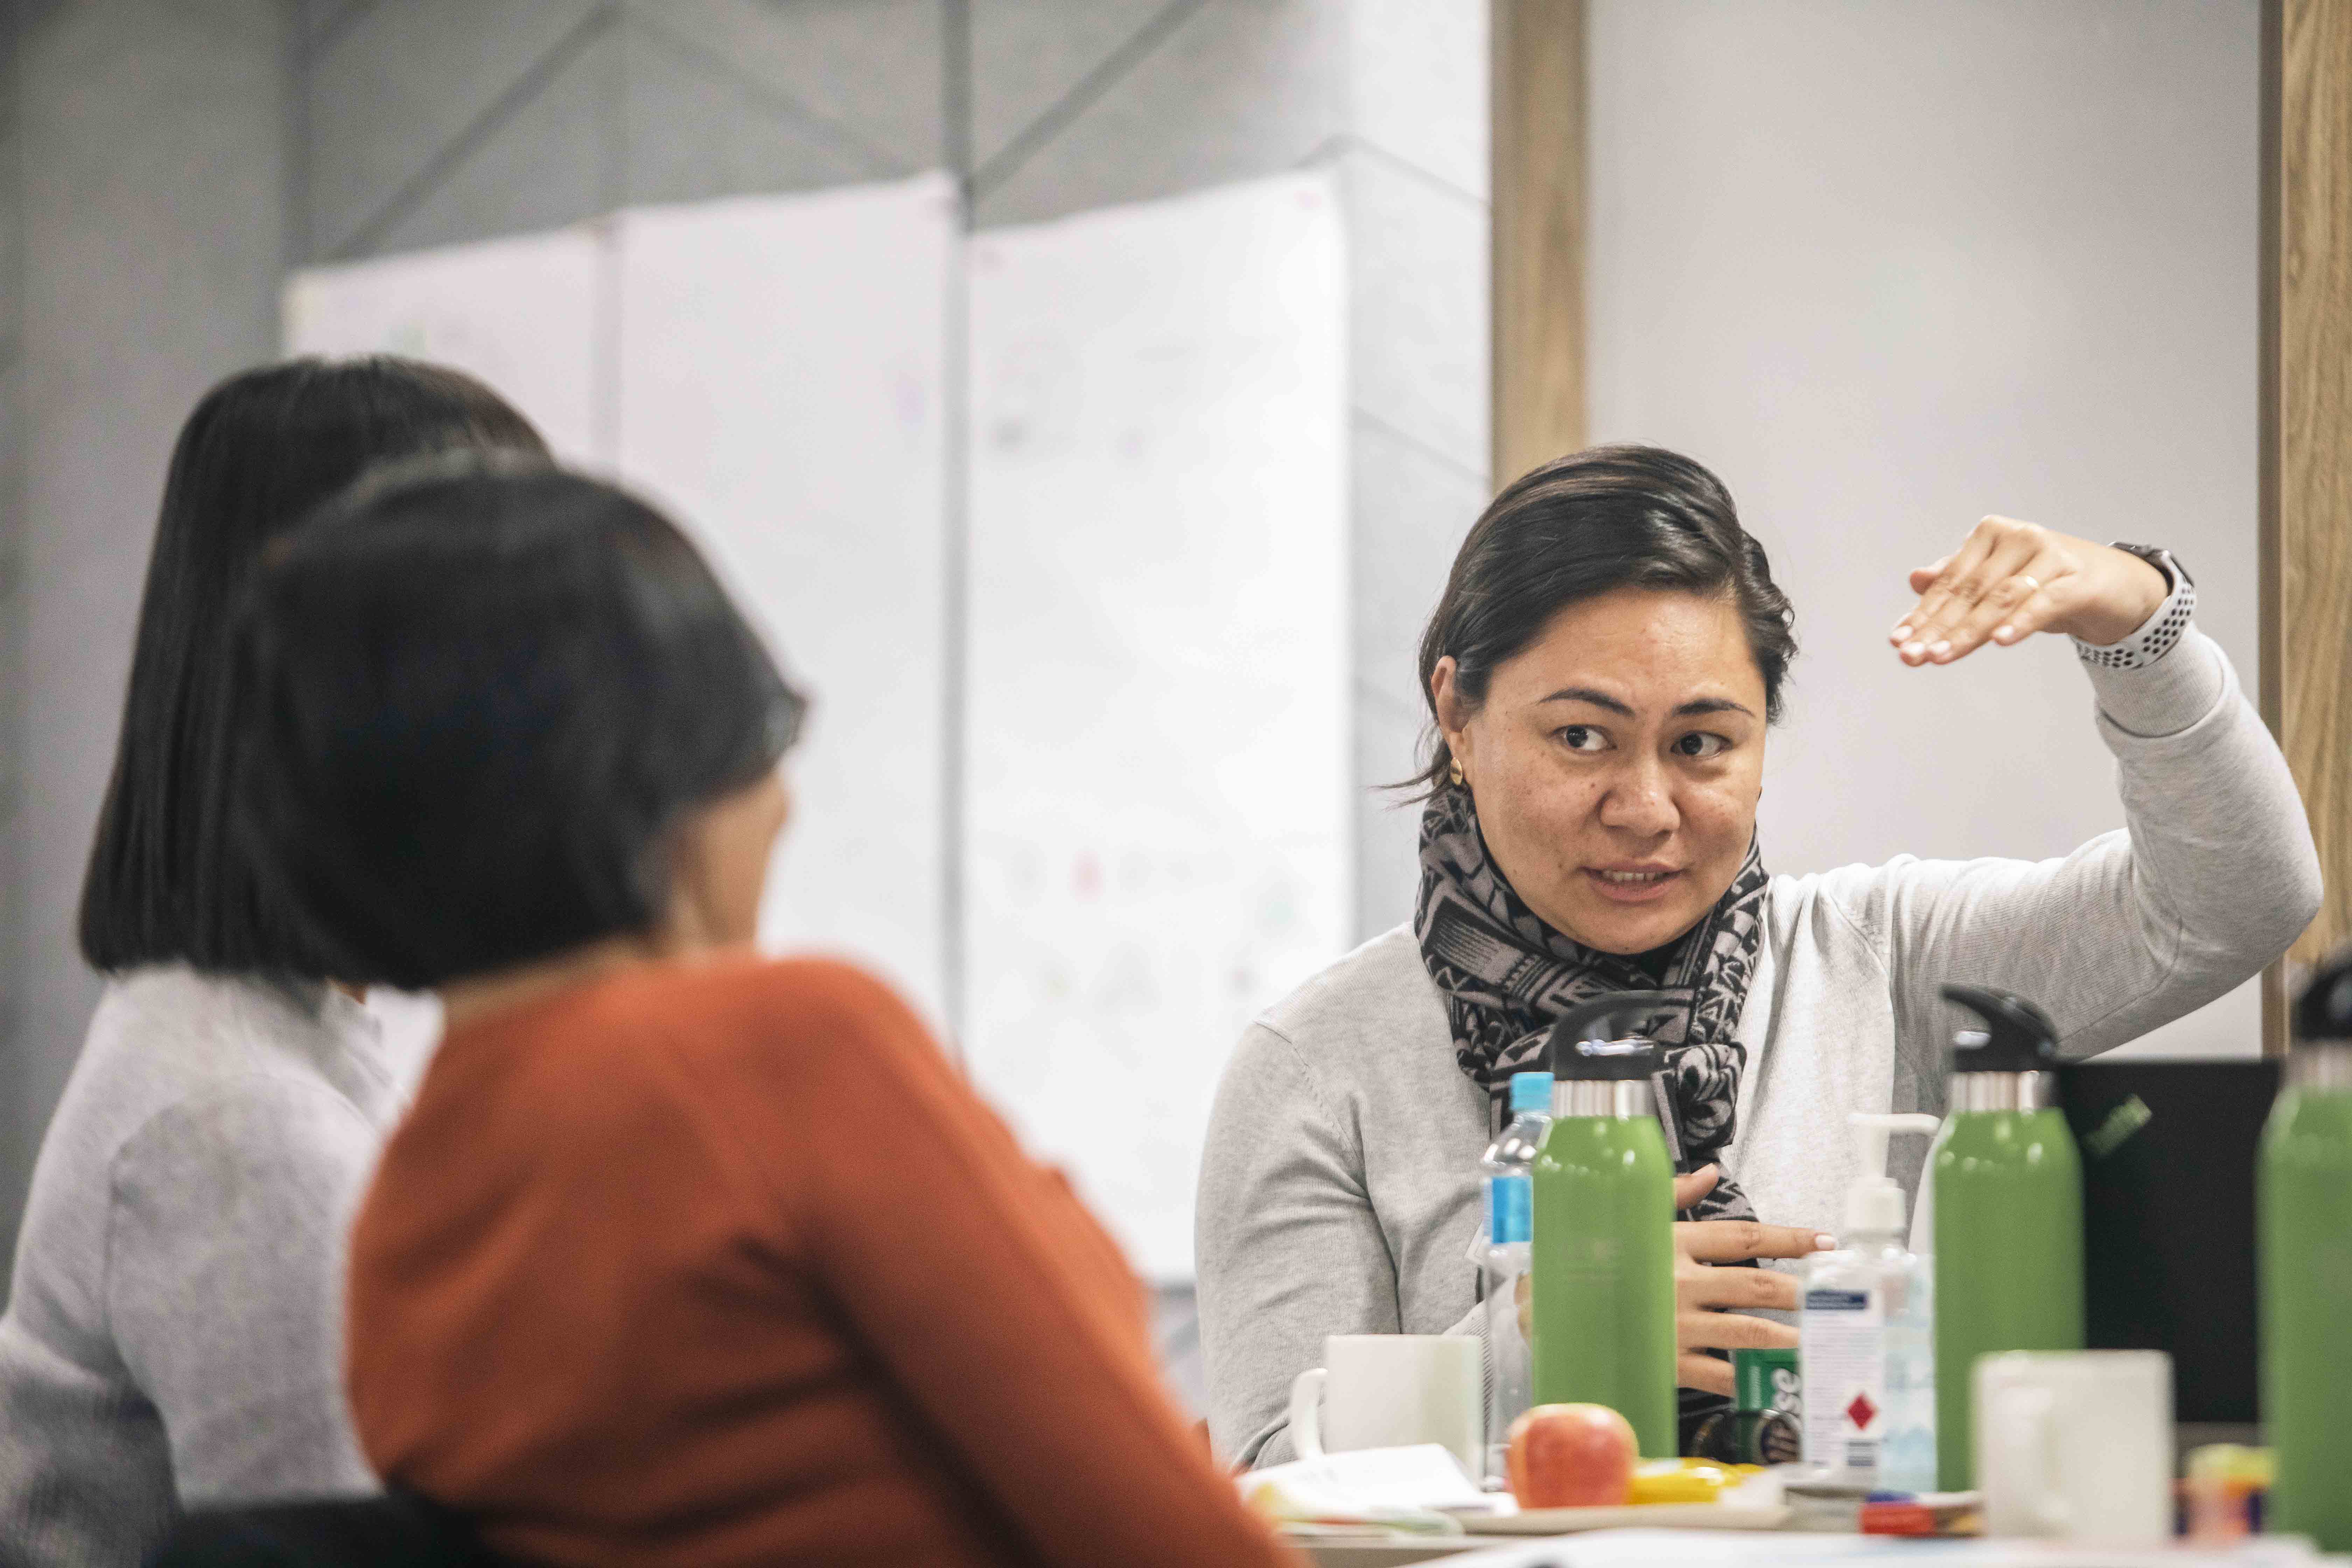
[1930,983,2082,1491]
[1530,993,1679,1459]
[2261,950,2352,1552]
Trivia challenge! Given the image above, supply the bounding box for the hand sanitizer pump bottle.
[1800,1112,1940,1491]
[1930,983,2081,1491]
[2261,950,2352,1553]
[1530,992,1678,1459]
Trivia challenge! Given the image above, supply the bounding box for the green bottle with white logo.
[1930,983,2082,1491]
[1530,993,1678,1459]
[2261,950,2352,1552]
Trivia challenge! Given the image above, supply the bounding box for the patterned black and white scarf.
[1413,781,1769,1224]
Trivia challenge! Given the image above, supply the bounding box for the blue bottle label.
[1488,1174,1532,1245]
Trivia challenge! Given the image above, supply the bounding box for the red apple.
[1506,1403,1637,1508]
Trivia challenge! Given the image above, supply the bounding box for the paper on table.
[1241,1444,1486,1533]
[1437,1528,2344,1566]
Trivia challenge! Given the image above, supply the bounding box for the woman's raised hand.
[1890,516,2171,666]
[1512,1164,1831,1398]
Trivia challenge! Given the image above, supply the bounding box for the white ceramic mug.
[1288,1335,1482,1477]
[1975,1350,2173,1544]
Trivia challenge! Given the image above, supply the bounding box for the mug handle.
[1990,1385,2067,1536]
[1288,1366,1328,1460]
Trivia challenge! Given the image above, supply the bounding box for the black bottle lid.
[1545,992,1669,1080]
[2294,946,2352,1042]
[1940,982,2060,1073]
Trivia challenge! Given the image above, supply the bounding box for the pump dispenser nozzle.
[1844,1112,1940,1235]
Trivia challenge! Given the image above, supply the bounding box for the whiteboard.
[285,173,1354,1277]
[282,227,605,462]
[964,174,1352,1281]
[614,176,956,1025]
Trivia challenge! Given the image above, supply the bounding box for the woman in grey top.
[1196,446,2322,1468]
[0,358,545,1565]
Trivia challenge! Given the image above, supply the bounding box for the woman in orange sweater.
[232,455,1298,1568]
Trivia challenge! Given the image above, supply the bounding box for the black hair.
[233,458,805,990]
[1409,444,1797,796]
[79,356,550,975]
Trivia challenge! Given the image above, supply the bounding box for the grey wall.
[1,6,24,1261]
[1587,0,2263,1056]
[2,0,286,1283]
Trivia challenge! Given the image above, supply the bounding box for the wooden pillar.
[2261,0,2352,1051]
[1492,0,1586,491]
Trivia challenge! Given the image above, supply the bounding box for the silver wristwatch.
[2072,542,2195,671]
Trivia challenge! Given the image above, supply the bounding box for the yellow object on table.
[1625,1458,1761,1505]
[2184,1443,2274,1542]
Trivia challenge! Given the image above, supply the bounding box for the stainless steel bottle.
[2261,950,2352,1551]
[1530,993,1679,1458]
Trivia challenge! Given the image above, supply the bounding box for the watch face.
[2115,542,2192,589]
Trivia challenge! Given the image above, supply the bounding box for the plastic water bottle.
[1480,1070,1552,1488]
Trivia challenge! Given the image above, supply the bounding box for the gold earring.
[1448,757,1465,787]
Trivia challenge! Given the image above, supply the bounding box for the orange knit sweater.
[347,954,1297,1568]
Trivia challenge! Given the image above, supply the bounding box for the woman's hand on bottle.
[1670,1164,1833,1398]
[1889,517,2170,666]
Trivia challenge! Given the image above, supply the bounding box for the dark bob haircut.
[80,356,548,976]
[233,458,805,990]
[1409,444,1797,796]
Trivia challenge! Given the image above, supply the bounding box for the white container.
[1288,1335,1483,1478]
[1974,1350,2173,1544]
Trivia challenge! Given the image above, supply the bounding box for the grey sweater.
[1196,628,2323,1469]
[0,969,427,1567]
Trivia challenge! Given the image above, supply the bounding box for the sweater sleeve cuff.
[2085,624,2228,739]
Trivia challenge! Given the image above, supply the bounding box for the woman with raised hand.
[0,358,547,1564]
[1196,444,2321,1466]
[232,458,1296,1568]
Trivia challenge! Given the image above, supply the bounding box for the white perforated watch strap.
[2073,550,2194,671]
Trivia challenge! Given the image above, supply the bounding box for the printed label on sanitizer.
[1799,1287,1885,1479]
